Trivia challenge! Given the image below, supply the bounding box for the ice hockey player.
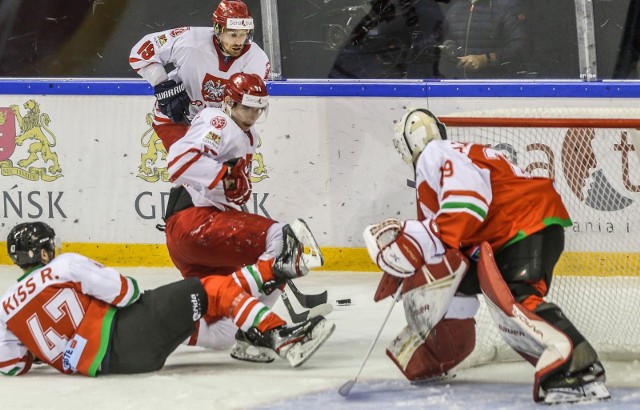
[0,222,334,376]
[161,72,330,361]
[363,108,610,404]
[129,0,270,150]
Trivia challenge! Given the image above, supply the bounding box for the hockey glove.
[364,218,425,278]
[223,158,252,205]
[154,80,191,124]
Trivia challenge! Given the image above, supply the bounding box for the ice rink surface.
[1,266,639,410]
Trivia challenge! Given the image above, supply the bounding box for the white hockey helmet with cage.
[393,108,447,164]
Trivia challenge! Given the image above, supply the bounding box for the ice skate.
[230,329,277,363]
[273,219,324,280]
[540,361,611,404]
[245,315,335,367]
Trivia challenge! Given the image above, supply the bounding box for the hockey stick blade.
[338,380,356,397]
[281,291,310,323]
[287,279,328,308]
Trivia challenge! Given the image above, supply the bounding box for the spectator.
[328,0,447,79]
[439,0,531,79]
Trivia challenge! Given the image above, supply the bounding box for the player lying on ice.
[0,222,334,376]
[364,108,610,404]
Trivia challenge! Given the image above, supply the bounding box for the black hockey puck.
[336,298,352,306]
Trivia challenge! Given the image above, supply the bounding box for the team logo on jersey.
[137,113,169,183]
[0,100,63,181]
[201,74,225,103]
[170,27,190,37]
[154,34,168,48]
[210,116,227,129]
[561,128,636,211]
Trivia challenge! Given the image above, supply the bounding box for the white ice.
[1,267,639,410]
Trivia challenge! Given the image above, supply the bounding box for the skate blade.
[230,341,277,364]
[285,319,336,368]
[543,382,611,405]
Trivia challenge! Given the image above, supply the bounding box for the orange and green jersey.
[0,253,139,377]
[415,140,571,258]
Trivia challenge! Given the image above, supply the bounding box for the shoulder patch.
[204,131,222,151]
[154,34,168,48]
[170,27,190,37]
[210,116,227,129]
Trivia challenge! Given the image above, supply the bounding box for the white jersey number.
[27,288,85,362]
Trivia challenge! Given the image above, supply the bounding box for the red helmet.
[225,73,268,108]
[212,0,253,30]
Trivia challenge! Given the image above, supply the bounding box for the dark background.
[0,0,634,79]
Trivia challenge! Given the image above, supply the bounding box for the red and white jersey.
[129,26,270,124]
[0,253,139,377]
[167,107,256,210]
[415,140,571,258]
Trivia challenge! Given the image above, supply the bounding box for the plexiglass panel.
[0,0,635,80]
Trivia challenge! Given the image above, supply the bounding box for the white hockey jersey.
[129,26,270,124]
[0,253,139,376]
[167,107,257,210]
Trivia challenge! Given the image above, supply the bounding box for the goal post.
[437,108,640,366]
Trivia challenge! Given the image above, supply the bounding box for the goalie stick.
[286,279,328,308]
[281,291,333,323]
[339,284,403,397]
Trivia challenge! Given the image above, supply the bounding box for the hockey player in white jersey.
[129,0,270,149]
[363,108,609,404]
[161,72,333,363]
[0,222,333,376]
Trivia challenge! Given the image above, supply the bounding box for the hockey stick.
[286,279,328,308]
[281,291,333,323]
[338,284,403,397]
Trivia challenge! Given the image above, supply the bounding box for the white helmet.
[393,108,447,164]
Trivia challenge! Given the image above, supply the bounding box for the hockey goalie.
[363,108,611,404]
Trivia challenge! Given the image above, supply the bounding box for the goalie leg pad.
[401,248,469,338]
[386,319,475,381]
[478,241,583,402]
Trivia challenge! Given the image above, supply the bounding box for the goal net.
[439,107,640,367]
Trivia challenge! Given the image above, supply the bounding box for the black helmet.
[7,222,56,268]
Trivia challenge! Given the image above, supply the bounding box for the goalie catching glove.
[154,79,191,124]
[223,158,252,205]
[364,218,445,278]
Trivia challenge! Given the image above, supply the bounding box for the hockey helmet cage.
[393,108,447,164]
[225,72,269,108]
[7,222,56,268]
[213,0,254,41]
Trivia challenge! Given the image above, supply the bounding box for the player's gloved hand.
[363,218,425,278]
[154,80,191,124]
[223,158,252,205]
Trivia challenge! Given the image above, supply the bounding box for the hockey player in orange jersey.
[129,0,270,149]
[0,222,334,376]
[363,108,610,404]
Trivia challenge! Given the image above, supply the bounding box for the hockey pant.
[477,241,599,402]
[165,206,283,279]
[102,277,207,374]
[152,120,188,150]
